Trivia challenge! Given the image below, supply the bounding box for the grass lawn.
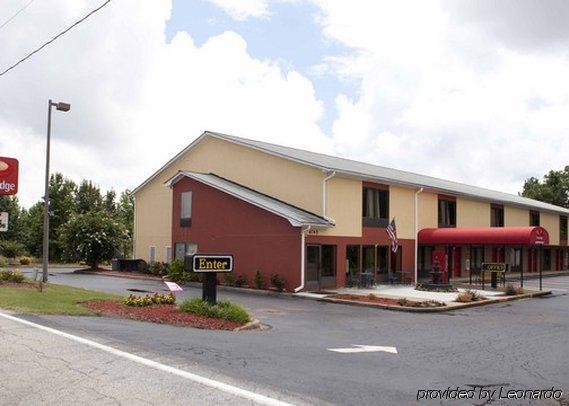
[0,283,119,315]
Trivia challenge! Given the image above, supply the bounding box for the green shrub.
[270,274,285,292]
[0,269,25,283]
[180,298,251,324]
[223,273,236,286]
[0,257,8,268]
[167,259,201,283]
[253,271,265,289]
[148,261,169,276]
[19,256,32,265]
[234,275,247,287]
[122,292,175,307]
[0,241,26,259]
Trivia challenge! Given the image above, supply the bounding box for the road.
[5,268,569,405]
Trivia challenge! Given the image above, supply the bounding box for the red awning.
[418,226,549,245]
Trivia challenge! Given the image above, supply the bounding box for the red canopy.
[418,226,549,245]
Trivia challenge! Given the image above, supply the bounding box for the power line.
[0,0,36,31]
[0,0,111,77]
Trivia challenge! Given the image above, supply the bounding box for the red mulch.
[0,281,36,289]
[82,300,243,330]
[333,294,401,305]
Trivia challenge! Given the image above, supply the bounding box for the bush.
[270,274,285,292]
[19,256,32,265]
[0,240,26,259]
[234,275,247,287]
[253,271,265,289]
[122,292,175,307]
[504,284,524,296]
[456,289,486,303]
[180,298,251,324]
[148,261,169,276]
[223,273,236,286]
[0,257,8,268]
[0,269,25,283]
[397,298,409,306]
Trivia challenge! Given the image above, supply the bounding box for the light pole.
[42,99,70,283]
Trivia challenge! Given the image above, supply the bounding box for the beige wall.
[541,212,560,246]
[505,206,528,227]
[457,197,491,228]
[417,192,438,230]
[320,177,362,237]
[390,185,416,239]
[135,136,325,261]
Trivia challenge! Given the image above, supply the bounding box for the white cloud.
[206,0,270,20]
[0,0,329,207]
[312,0,569,194]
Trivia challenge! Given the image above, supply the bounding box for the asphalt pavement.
[5,268,569,405]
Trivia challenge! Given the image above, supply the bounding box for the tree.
[75,180,103,214]
[47,173,77,261]
[521,166,569,208]
[103,190,117,214]
[59,211,128,269]
[20,202,44,257]
[117,190,134,257]
[0,196,24,243]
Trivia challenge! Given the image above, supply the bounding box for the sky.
[1,0,569,208]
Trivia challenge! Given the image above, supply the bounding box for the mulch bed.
[0,281,37,289]
[331,294,446,308]
[82,300,243,330]
[332,294,401,306]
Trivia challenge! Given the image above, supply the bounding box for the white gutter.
[414,187,424,285]
[294,225,311,292]
[322,170,336,220]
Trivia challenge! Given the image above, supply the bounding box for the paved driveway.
[10,269,569,405]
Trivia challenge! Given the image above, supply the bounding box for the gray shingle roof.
[164,171,333,228]
[207,131,569,215]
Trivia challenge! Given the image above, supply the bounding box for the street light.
[42,99,70,283]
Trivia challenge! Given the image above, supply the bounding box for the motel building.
[133,131,569,292]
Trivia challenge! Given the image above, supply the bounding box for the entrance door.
[306,245,320,291]
[306,245,337,291]
[452,247,462,278]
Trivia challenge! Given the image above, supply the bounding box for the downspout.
[414,187,424,285]
[294,225,311,292]
[322,170,336,220]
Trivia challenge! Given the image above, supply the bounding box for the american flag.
[386,218,398,253]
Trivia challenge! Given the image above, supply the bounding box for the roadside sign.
[481,263,507,273]
[0,157,18,196]
[192,254,233,273]
[0,212,7,232]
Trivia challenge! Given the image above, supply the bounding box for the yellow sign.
[192,255,233,273]
[481,263,507,272]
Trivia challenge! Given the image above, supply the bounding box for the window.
[438,198,456,227]
[346,245,360,275]
[180,191,192,227]
[470,246,484,271]
[165,246,172,263]
[491,205,504,227]
[174,242,198,260]
[544,248,551,270]
[149,246,156,264]
[418,246,434,278]
[560,216,568,240]
[530,211,540,226]
[362,187,389,227]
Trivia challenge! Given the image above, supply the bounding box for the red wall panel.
[171,177,301,290]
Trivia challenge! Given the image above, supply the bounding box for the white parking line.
[0,312,294,406]
[328,345,398,354]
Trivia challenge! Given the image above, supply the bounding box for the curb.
[320,290,552,313]
[233,319,262,331]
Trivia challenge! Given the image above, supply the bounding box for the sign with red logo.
[0,157,18,195]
